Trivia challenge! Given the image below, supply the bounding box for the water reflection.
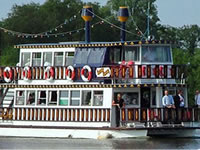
[0,137,199,149]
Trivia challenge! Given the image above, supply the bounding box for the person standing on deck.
[112,93,125,127]
[195,90,200,108]
[162,90,175,108]
[162,90,175,122]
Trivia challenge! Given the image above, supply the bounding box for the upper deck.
[0,40,186,87]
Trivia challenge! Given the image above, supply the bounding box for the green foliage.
[0,0,200,106]
[0,46,19,66]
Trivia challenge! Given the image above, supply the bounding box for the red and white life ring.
[66,65,75,81]
[23,66,32,81]
[3,67,13,83]
[44,66,55,81]
[81,65,92,82]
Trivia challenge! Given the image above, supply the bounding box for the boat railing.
[0,107,199,125]
[0,107,111,122]
[0,64,187,83]
[120,107,200,124]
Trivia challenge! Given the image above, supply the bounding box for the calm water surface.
[0,137,199,149]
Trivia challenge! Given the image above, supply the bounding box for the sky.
[0,0,199,27]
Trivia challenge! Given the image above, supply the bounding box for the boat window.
[109,47,121,64]
[54,52,63,66]
[74,48,89,65]
[82,90,91,106]
[123,46,139,61]
[70,90,80,106]
[65,52,74,66]
[16,91,25,105]
[151,88,156,107]
[32,52,41,66]
[37,91,46,105]
[88,48,105,65]
[43,52,52,66]
[93,91,103,106]
[59,91,69,106]
[142,46,171,62]
[121,92,139,106]
[48,91,57,106]
[21,52,30,66]
[26,91,35,105]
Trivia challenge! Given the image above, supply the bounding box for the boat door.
[141,87,150,108]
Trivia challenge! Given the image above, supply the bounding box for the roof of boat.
[15,40,174,49]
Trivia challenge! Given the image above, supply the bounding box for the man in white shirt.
[195,90,200,108]
[162,90,175,108]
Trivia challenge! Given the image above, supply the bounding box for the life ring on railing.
[66,65,75,81]
[3,67,13,83]
[23,66,31,81]
[44,66,55,81]
[81,65,92,82]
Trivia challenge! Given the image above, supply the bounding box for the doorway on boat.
[141,87,150,108]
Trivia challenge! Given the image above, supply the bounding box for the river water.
[0,137,199,149]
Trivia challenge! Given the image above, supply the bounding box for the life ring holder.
[81,65,92,82]
[23,66,32,81]
[66,65,75,81]
[3,67,13,83]
[44,66,55,81]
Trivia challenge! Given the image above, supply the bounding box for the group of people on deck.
[162,89,200,109]
[112,89,200,127]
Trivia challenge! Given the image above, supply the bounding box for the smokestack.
[81,6,93,43]
[118,7,129,42]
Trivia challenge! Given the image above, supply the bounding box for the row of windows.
[109,46,171,63]
[15,90,103,107]
[21,51,74,67]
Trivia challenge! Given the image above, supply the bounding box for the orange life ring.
[81,65,92,82]
[3,67,13,83]
[44,66,55,81]
[23,66,31,81]
[66,66,75,81]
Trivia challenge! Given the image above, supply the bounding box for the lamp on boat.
[81,6,94,43]
[118,6,129,42]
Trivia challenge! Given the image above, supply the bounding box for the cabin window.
[43,52,52,66]
[109,47,121,63]
[37,91,47,105]
[123,46,139,62]
[74,48,89,65]
[70,91,80,106]
[93,91,103,106]
[88,48,105,64]
[48,91,57,106]
[121,92,139,106]
[26,91,35,105]
[16,91,25,105]
[54,52,63,66]
[142,46,171,62]
[151,88,156,107]
[32,52,41,66]
[65,52,74,66]
[59,91,69,106]
[21,52,31,66]
[82,90,91,106]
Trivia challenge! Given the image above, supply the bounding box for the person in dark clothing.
[112,93,125,127]
[174,90,185,123]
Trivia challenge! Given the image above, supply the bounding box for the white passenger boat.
[0,6,199,139]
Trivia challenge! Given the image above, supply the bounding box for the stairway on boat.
[1,88,14,108]
[0,88,14,122]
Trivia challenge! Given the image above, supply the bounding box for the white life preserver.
[81,65,92,82]
[3,67,13,83]
[44,66,55,81]
[66,65,75,81]
[23,66,32,81]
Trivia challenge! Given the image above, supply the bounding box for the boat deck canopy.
[14,40,175,49]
